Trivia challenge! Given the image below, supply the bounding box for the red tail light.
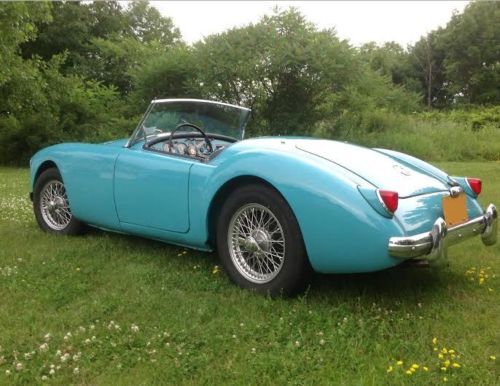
[467,178,482,195]
[378,190,399,214]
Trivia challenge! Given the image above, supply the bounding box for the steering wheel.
[168,123,213,155]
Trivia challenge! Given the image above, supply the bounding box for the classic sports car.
[30,99,497,296]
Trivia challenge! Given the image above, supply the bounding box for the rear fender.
[189,149,406,273]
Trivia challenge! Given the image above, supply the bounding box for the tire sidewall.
[216,183,310,296]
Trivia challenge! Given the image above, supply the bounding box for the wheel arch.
[34,160,59,183]
[206,175,302,249]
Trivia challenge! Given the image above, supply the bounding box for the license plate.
[442,193,468,226]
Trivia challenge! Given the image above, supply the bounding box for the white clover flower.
[15,362,23,371]
[73,367,79,375]
[5,369,11,375]
[295,340,301,347]
[89,324,95,330]
[131,324,140,333]
[251,347,256,354]
[91,336,96,341]
[50,364,55,369]
[56,350,62,356]
[41,375,48,381]
[39,343,49,352]
[60,353,70,363]
[49,369,55,375]
[78,326,86,333]
[84,339,91,345]
[319,339,326,345]
[72,354,80,362]
[44,333,51,342]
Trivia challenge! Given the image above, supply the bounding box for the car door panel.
[114,148,192,233]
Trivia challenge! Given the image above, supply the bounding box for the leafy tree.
[439,1,500,104]
[20,1,92,69]
[124,0,181,45]
[0,1,51,86]
[409,30,449,108]
[128,45,199,114]
[194,8,358,135]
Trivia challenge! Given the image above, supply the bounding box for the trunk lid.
[296,139,448,197]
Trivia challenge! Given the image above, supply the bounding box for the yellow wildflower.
[442,348,448,354]
[432,337,438,345]
[423,366,429,372]
[449,350,455,354]
[386,366,393,373]
[212,265,220,274]
[444,360,450,367]
[441,367,447,371]
[443,377,448,382]
[438,353,444,359]
[411,364,419,369]
[396,360,403,365]
[489,355,496,361]
[479,277,485,285]
[452,363,461,368]
[434,347,438,351]
[405,370,412,375]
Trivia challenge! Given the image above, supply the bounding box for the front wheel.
[33,168,86,235]
[216,183,312,297]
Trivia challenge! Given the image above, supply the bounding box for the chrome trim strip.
[151,98,251,111]
[389,203,497,260]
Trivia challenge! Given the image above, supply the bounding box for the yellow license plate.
[442,193,468,226]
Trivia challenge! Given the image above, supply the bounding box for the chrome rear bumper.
[389,203,497,261]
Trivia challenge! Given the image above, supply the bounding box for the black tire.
[33,168,87,235]
[216,183,312,297]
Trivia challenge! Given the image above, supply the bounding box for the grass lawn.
[0,162,498,385]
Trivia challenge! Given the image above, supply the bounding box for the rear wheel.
[33,168,86,235]
[216,183,311,296]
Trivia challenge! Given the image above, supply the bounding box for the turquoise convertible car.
[30,99,497,296]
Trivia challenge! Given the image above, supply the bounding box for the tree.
[439,1,500,104]
[194,8,357,135]
[410,31,448,108]
[125,0,181,46]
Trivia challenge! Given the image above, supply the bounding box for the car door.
[114,147,193,233]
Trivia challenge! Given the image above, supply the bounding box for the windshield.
[128,99,251,146]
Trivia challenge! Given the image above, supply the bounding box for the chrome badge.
[393,164,412,176]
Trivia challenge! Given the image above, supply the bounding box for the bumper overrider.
[389,204,498,261]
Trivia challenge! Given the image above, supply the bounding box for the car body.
[30,99,498,295]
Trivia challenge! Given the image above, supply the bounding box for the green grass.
[0,163,498,385]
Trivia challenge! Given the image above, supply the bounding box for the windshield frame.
[125,98,251,148]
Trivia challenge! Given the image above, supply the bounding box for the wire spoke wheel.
[40,180,72,231]
[228,203,286,283]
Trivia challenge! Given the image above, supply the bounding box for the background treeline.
[1,0,499,164]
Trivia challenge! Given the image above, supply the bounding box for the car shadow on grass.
[307,265,469,305]
[84,227,470,306]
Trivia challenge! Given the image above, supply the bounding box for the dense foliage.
[0,1,498,164]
